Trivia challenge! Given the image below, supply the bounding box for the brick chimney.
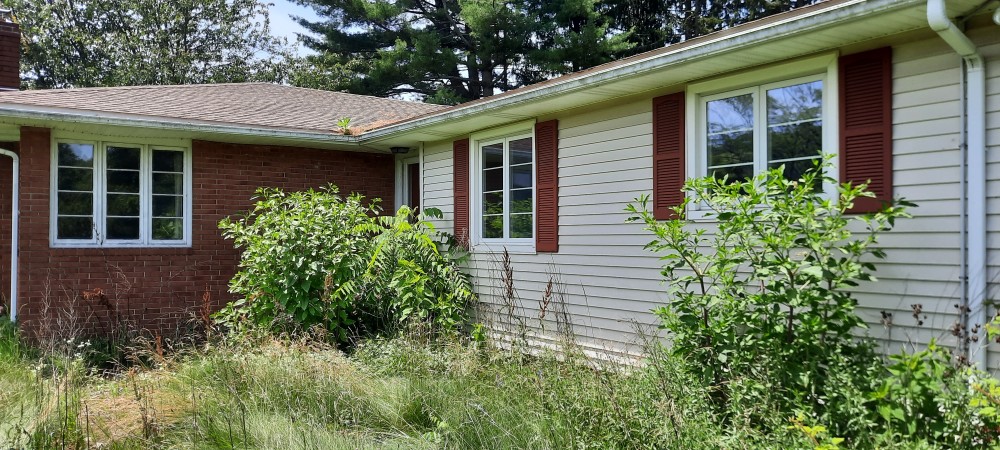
[0,9,19,91]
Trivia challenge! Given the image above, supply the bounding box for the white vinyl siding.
[415,23,998,360]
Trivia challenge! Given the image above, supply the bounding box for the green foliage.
[217,186,473,341]
[867,340,988,446]
[293,0,818,100]
[603,0,821,55]
[293,0,631,102]
[6,0,291,89]
[336,117,352,135]
[626,160,912,426]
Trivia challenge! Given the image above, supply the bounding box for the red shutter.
[652,92,686,220]
[839,46,893,213]
[535,120,559,253]
[453,138,470,247]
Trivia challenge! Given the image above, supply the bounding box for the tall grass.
[0,322,814,449]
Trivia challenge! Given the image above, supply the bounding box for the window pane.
[510,138,532,165]
[707,94,753,134]
[107,170,140,193]
[510,213,533,239]
[482,144,503,170]
[711,164,754,184]
[153,195,184,217]
[106,217,140,240]
[107,146,140,170]
[483,168,503,192]
[57,168,93,191]
[767,80,822,125]
[152,173,184,195]
[58,143,93,168]
[57,217,92,240]
[482,215,503,239]
[767,80,823,163]
[153,150,184,172]
[107,194,140,216]
[483,192,503,216]
[153,218,183,240]
[511,188,532,213]
[769,158,824,189]
[510,164,533,189]
[57,192,92,215]
[708,131,753,167]
[768,121,822,161]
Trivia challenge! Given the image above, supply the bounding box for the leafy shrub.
[345,206,474,333]
[626,161,912,428]
[217,185,473,340]
[868,340,988,446]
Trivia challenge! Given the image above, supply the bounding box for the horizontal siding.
[415,25,999,358]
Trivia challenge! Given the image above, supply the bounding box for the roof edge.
[0,104,361,145]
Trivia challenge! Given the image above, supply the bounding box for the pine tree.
[293,0,630,103]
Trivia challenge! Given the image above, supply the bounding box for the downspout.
[0,149,16,323]
[928,0,988,369]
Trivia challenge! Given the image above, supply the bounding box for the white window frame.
[469,120,537,254]
[50,139,193,248]
[686,53,839,220]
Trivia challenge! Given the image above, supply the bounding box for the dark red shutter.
[652,92,686,220]
[839,46,893,213]
[453,138,470,247]
[535,120,559,253]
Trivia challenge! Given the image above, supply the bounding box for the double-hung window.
[702,75,826,185]
[476,132,535,246]
[52,140,191,247]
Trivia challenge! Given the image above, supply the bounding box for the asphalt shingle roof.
[0,83,446,134]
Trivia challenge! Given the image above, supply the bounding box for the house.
[0,1,998,366]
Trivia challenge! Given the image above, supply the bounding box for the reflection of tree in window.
[767,80,822,187]
[707,93,753,182]
[480,136,533,240]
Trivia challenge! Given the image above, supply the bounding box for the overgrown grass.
[0,322,821,449]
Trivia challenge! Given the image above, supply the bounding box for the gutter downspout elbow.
[928,0,988,370]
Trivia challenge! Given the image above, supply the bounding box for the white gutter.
[928,0,988,369]
[0,148,16,322]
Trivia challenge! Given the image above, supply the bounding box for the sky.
[268,0,321,55]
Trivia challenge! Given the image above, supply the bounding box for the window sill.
[471,241,536,255]
[50,242,192,250]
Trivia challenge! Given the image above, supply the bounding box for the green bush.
[217,185,473,340]
[626,161,911,430]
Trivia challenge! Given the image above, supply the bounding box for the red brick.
[3,133,394,337]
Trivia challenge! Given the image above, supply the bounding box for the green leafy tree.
[292,0,630,103]
[5,0,291,89]
[604,0,821,56]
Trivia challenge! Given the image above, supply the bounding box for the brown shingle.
[0,83,446,134]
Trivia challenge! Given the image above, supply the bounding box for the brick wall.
[13,131,395,338]
[0,22,18,90]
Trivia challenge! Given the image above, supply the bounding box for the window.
[702,75,825,184]
[52,140,191,247]
[475,132,534,246]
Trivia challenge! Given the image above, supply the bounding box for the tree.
[4,0,292,89]
[604,0,821,56]
[292,0,630,103]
